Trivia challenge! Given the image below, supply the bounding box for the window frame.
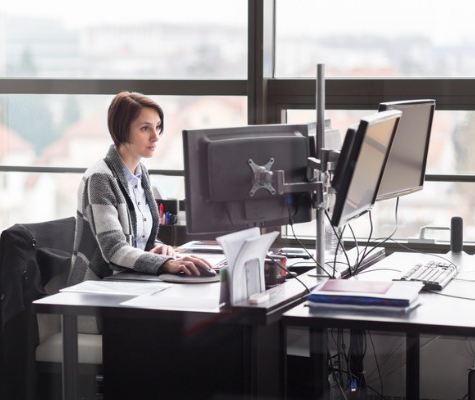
[1,0,474,252]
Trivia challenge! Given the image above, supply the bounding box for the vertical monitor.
[183,123,316,236]
[330,110,402,228]
[376,99,435,200]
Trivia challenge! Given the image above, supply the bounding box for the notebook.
[308,278,423,309]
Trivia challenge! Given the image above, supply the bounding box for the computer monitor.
[376,99,436,200]
[183,123,317,236]
[330,110,402,228]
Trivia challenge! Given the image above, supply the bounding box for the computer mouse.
[193,264,217,277]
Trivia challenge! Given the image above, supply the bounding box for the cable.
[348,198,401,276]
[367,331,384,399]
[357,267,404,275]
[329,328,353,397]
[386,236,460,270]
[365,384,390,400]
[359,198,401,268]
[365,334,406,381]
[348,330,367,397]
[266,253,311,294]
[336,329,344,388]
[366,334,444,387]
[324,210,352,278]
[286,200,333,278]
[426,290,475,301]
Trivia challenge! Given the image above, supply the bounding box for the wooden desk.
[33,270,320,400]
[282,251,475,400]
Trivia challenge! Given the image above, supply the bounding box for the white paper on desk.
[60,280,171,296]
[120,284,221,310]
[217,228,278,305]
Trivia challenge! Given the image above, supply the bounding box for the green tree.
[59,96,81,133]
[7,95,59,154]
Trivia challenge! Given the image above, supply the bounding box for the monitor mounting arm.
[248,158,276,197]
[248,148,340,208]
[248,157,323,200]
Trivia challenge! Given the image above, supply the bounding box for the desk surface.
[33,268,322,325]
[283,251,475,336]
[32,266,324,400]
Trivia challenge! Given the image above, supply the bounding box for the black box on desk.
[265,255,287,287]
[158,225,174,245]
[158,225,188,247]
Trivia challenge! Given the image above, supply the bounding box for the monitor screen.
[183,123,316,236]
[376,99,435,200]
[330,124,357,193]
[330,110,402,228]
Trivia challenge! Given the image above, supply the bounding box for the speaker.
[450,216,464,253]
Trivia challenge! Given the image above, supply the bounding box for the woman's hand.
[162,255,214,276]
[149,243,176,257]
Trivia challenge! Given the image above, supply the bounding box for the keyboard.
[213,258,228,270]
[395,260,458,290]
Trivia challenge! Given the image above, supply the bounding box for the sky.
[0,0,247,28]
[1,0,475,45]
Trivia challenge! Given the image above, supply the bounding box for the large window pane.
[287,109,475,174]
[337,181,475,243]
[0,94,247,231]
[286,181,475,243]
[286,109,475,241]
[0,94,247,169]
[0,171,82,230]
[276,0,475,78]
[0,1,247,78]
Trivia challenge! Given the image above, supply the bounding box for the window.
[0,94,247,169]
[0,1,248,230]
[0,94,247,228]
[1,1,247,79]
[276,0,475,78]
[285,108,475,242]
[1,1,474,249]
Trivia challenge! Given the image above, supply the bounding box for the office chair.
[0,217,102,400]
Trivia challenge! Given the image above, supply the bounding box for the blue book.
[308,278,422,308]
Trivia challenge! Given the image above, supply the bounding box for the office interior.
[2,0,475,399]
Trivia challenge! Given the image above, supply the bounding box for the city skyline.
[2,0,475,46]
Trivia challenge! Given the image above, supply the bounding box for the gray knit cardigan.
[68,145,172,287]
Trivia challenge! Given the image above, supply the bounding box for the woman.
[68,92,213,331]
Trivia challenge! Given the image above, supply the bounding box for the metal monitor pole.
[316,64,326,276]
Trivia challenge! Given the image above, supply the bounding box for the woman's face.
[122,107,163,162]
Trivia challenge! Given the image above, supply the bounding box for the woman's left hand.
[149,244,176,257]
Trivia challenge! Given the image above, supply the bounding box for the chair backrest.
[0,216,76,400]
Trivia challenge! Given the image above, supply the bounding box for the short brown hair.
[107,91,164,146]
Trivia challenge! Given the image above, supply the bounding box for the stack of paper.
[60,280,170,296]
[217,227,278,305]
[308,278,423,309]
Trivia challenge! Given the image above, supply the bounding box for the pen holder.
[158,225,174,245]
[157,225,189,246]
[156,199,179,214]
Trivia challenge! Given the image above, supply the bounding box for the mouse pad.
[158,273,220,284]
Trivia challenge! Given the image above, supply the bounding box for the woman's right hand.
[162,255,214,276]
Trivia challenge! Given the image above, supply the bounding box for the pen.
[159,203,164,219]
[165,211,171,225]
